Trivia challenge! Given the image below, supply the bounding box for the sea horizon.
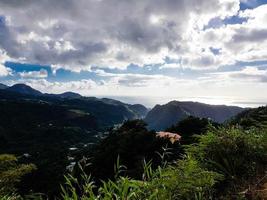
[96,95,267,108]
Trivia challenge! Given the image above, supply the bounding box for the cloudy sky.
[0,0,267,106]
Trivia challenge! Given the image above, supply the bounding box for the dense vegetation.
[61,120,267,199]
[82,120,182,182]
[230,106,267,129]
[0,99,100,196]
[0,84,266,199]
[2,113,267,199]
[165,116,217,144]
[0,85,148,197]
[0,154,36,196]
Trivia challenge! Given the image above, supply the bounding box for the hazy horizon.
[2,81,266,108]
[95,95,267,108]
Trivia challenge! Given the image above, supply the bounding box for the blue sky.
[0,0,267,107]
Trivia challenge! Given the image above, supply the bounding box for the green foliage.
[61,156,222,200]
[0,194,23,200]
[61,162,143,200]
[0,88,148,196]
[0,99,100,196]
[0,154,36,197]
[230,106,267,129]
[59,122,267,200]
[88,120,182,181]
[2,103,267,200]
[166,116,215,144]
[186,127,267,194]
[150,157,223,200]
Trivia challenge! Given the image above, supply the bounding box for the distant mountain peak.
[6,83,43,96]
[0,83,8,90]
[58,92,82,99]
[145,101,245,130]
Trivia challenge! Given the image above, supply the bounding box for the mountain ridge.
[0,83,8,90]
[0,83,149,127]
[0,83,246,130]
[5,83,43,96]
[145,100,245,130]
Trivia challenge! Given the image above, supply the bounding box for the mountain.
[0,84,148,195]
[57,91,82,99]
[5,83,43,96]
[0,83,148,127]
[100,98,148,118]
[128,104,148,118]
[0,97,100,196]
[229,105,267,128]
[0,83,8,90]
[145,101,244,130]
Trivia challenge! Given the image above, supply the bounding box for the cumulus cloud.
[0,0,241,71]
[159,63,181,69]
[209,66,267,82]
[19,69,48,79]
[111,74,180,87]
[0,49,11,76]
[195,4,267,67]
[5,78,99,94]
[6,72,193,97]
[0,63,10,76]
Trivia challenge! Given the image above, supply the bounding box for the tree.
[0,154,36,196]
[166,116,215,144]
[85,120,182,181]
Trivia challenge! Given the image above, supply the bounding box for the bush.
[0,154,36,197]
[166,116,217,145]
[87,120,182,181]
[61,157,222,200]
[186,127,267,195]
[143,157,223,200]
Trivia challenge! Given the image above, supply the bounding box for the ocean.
[96,95,267,109]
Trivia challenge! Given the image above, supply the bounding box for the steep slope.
[100,98,148,118]
[6,83,43,96]
[0,98,99,196]
[145,101,244,130]
[0,83,8,90]
[0,85,148,195]
[128,104,148,118]
[145,103,187,130]
[229,105,267,128]
[0,84,148,128]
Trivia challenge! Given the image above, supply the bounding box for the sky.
[0,0,267,107]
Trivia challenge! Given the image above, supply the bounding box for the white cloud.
[210,66,267,82]
[193,4,267,69]
[19,69,48,79]
[0,0,242,71]
[4,68,267,107]
[159,63,181,69]
[0,63,10,77]
[6,79,99,94]
[0,49,11,77]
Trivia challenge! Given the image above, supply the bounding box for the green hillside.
[230,106,267,128]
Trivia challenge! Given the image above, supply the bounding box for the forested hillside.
[0,84,148,196]
[230,106,267,129]
[145,101,244,130]
[0,85,266,199]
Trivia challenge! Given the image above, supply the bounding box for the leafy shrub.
[87,120,182,181]
[143,157,222,200]
[0,154,36,196]
[61,156,222,200]
[166,116,214,144]
[186,127,267,194]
